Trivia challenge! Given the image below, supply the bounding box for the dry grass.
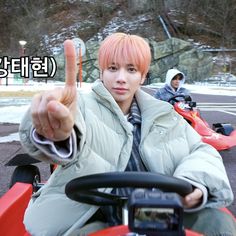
[0,90,44,97]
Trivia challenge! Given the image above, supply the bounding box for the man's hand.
[182,188,203,209]
[31,40,77,141]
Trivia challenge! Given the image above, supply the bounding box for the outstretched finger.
[64,39,77,87]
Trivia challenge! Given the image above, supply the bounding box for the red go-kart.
[1,172,235,236]
[170,95,236,151]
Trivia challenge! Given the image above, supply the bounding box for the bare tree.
[4,0,56,57]
[127,0,165,14]
[201,0,236,48]
[170,0,236,48]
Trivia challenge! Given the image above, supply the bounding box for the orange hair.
[98,33,151,77]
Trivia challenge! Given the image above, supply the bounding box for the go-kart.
[169,95,236,151]
[1,172,235,236]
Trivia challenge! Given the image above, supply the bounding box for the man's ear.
[100,70,103,81]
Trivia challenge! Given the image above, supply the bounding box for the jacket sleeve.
[19,94,86,165]
[154,90,161,99]
[183,88,191,97]
[173,119,234,209]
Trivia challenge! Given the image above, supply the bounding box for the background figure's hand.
[31,40,77,141]
[182,188,203,209]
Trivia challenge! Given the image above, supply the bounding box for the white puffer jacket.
[19,80,233,236]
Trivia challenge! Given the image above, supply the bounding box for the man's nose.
[116,69,127,83]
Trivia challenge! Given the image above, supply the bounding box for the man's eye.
[128,67,137,73]
[108,66,117,71]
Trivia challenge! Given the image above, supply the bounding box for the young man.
[19,33,235,236]
[155,68,190,104]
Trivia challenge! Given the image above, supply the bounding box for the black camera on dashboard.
[128,189,185,236]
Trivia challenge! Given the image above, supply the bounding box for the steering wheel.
[65,172,193,206]
[168,94,192,103]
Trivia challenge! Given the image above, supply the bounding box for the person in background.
[19,33,235,236]
[154,68,190,104]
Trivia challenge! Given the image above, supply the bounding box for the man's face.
[171,74,183,90]
[101,62,145,113]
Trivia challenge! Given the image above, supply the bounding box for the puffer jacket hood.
[165,68,186,90]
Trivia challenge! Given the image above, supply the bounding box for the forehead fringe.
[98,33,151,76]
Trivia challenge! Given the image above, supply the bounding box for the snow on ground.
[0,81,235,143]
[186,83,236,96]
[150,83,236,96]
[0,82,92,143]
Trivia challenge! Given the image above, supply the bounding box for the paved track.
[191,93,236,215]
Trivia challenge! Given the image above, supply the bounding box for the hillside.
[1,0,236,57]
[1,0,236,83]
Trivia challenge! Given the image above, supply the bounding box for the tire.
[9,165,41,189]
[221,124,234,136]
[213,123,234,136]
